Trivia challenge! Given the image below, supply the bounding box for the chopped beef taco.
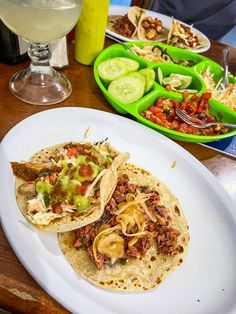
[11,141,129,232]
[59,163,190,291]
[137,14,168,42]
[107,6,144,39]
[107,14,137,39]
[167,18,207,49]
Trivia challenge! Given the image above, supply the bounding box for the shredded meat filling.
[113,14,136,38]
[155,224,180,256]
[126,235,153,258]
[73,174,182,269]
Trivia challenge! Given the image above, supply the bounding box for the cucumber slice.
[126,72,146,86]
[97,58,128,83]
[116,57,140,73]
[139,68,155,93]
[108,76,145,104]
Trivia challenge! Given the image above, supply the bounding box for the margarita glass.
[0,0,82,105]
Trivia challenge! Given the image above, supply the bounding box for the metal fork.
[175,107,236,129]
[105,33,138,55]
[218,48,229,91]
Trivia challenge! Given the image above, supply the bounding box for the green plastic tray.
[94,42,236,143]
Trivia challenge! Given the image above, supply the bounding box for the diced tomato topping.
[76,182,89,195]
[156,97,164,106]
[141,93,228,136]
[187,103,197,115]
[207,116,216,123]
[49,173,57,185]
[202,92,211,100]
[177,123,188,133]
[52,203,62,214]
[181,100,187,111]
[149,115,156,123]
[183,91,189,99]
[67,147,78,157]
[191,94,198,101]
[149,106,162,114]
[165,84,172,91]
[79,164,93,177]
[197,100,205,113]
[155,116,162,125]
[173,100,178,108]
[155,112,166,120]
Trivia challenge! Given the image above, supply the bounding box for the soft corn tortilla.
[127,6,145,29]
[14,142,129,233]
[58,163,190,291]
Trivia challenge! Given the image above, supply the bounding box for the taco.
[11,141,129,232]
[137,14,168,42]
[59,163,190,291]
[167,18,207,49]
[107,6,144,39]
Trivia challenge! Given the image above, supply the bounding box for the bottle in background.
[74,0,109,65]
[0,20,28,65]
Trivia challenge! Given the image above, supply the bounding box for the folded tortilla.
[12,142,129,232]
[59,163,190,291]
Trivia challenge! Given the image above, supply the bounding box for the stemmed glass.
[0,0,82,105]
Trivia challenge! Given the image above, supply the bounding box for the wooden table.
[0,39,235,313]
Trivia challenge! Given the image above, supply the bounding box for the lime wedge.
[162,77,182,88]
[157,67,163,85]
[172,87,198,94]
[169,74,192,89]
[180,89,198,93]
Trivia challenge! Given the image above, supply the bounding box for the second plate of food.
[107,5,210,53]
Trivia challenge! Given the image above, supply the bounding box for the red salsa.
[141,92,229,136]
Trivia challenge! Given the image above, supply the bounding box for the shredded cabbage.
[199,68,236,111]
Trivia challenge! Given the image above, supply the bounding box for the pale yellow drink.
[0,0,82,43]
[74,0,109,65]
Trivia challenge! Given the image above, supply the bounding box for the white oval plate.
[107,5,211,53]
[0,107,235,314]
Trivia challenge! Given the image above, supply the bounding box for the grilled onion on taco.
[11,141,129,232]
[59,163,189,291]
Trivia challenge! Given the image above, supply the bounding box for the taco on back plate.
[59,163,190,291]
[11,141,129,232]
[107,6,144,39]
[137,13,169,42]
[167,18,207,49]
